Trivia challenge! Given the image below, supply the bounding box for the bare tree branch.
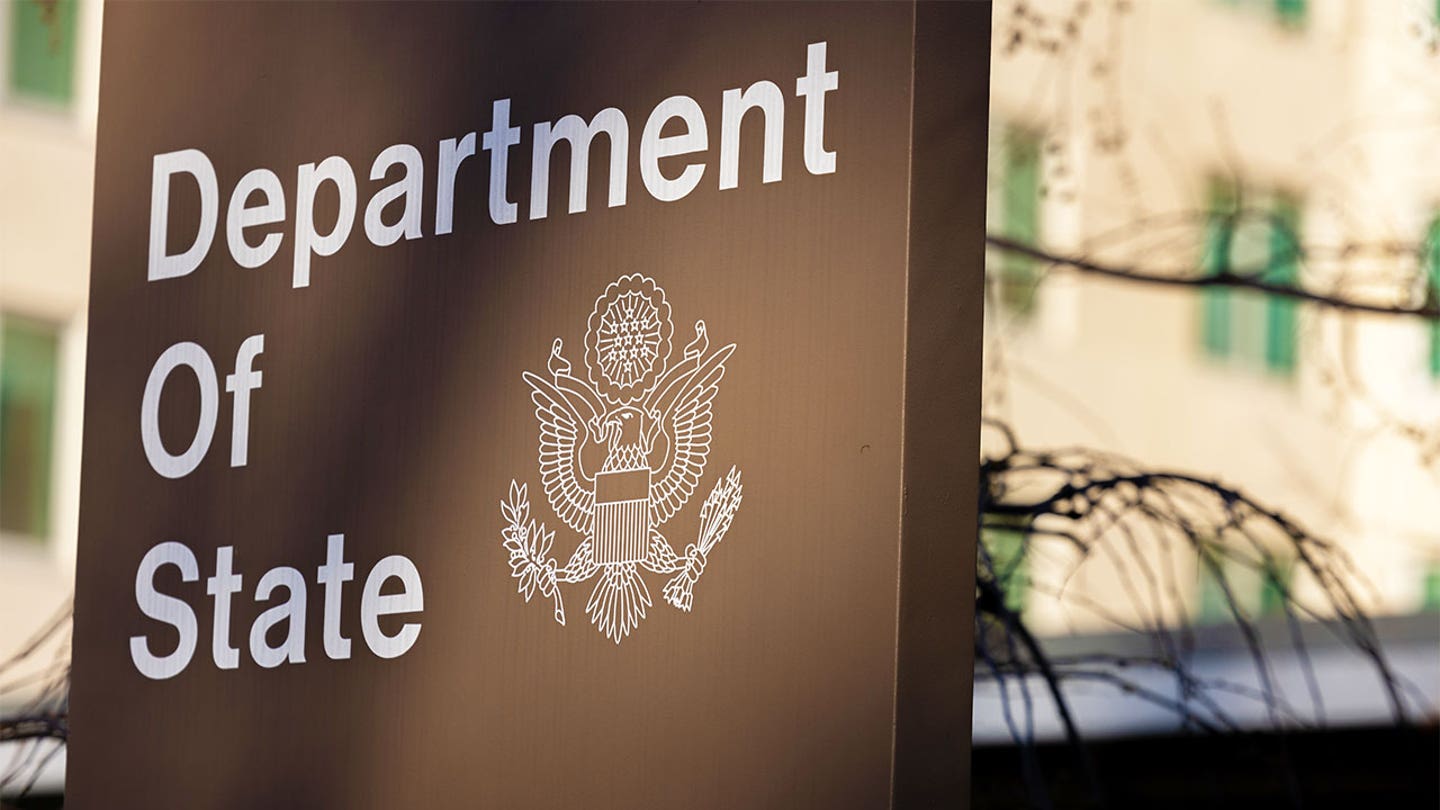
[986,234,1440,320]
[0,603,71,796]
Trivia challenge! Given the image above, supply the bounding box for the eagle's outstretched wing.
[648,344,734,527]
[523,370,597,537]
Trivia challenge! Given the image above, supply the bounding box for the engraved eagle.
[518,274,736,643]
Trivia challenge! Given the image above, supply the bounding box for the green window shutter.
[1423,563,1440,612]
[1258,561,1293,617]
[1263,196,1300,374]
[0,317,60,538]
[999,128,1042,316]
[1201,220,1233,357]
[1197,556,1230,624]
[1430,319,1440,379]
[1274,0,1306,28]
[983,527,1028,614]
[8,0,78,105]
[1202,292,1233,357]
[1201,181,1236,358]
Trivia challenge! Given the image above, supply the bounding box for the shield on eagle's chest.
[594,467,651,565]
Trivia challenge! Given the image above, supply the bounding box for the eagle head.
[602,407,650,454]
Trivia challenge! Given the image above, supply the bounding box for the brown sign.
[69,3,990,807]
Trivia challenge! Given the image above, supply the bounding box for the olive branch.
[501,481,566,625]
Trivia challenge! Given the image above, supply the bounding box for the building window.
[1197,547,1293,624]
[0,316,60,539]
[1200,180,1301,376]
[7,0,78,106]
[1219,0,1307,29]
[988,124,1043,318]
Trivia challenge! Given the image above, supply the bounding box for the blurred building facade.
[979,0,1440,740]
[988,0,1440,627]
[0,0,99,794]
[0,0,97,667]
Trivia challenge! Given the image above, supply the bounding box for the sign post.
[70,3,990,806]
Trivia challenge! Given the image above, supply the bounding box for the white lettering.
[436,133,476,235]
[249,566,308,668]
[206,546,243,670]
[365,144,425,247]
[226,168,286,269]
[361,555,424,659]
[148,43,840,274]
[130,541,199,680]
[293,156,357,288]
[530,108,628,219]
[483,99,522,225]
[317,533,355,661]
[641,95,708,202]
[148,149,218,281]
[130,538,423,677]
[720,81,784,189]
[141,342,219,480]
[224,335,264,468]
[796,41,839,176]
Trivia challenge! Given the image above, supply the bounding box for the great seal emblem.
[501,274,744,643]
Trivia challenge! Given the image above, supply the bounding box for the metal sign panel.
[69,3,989,806]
